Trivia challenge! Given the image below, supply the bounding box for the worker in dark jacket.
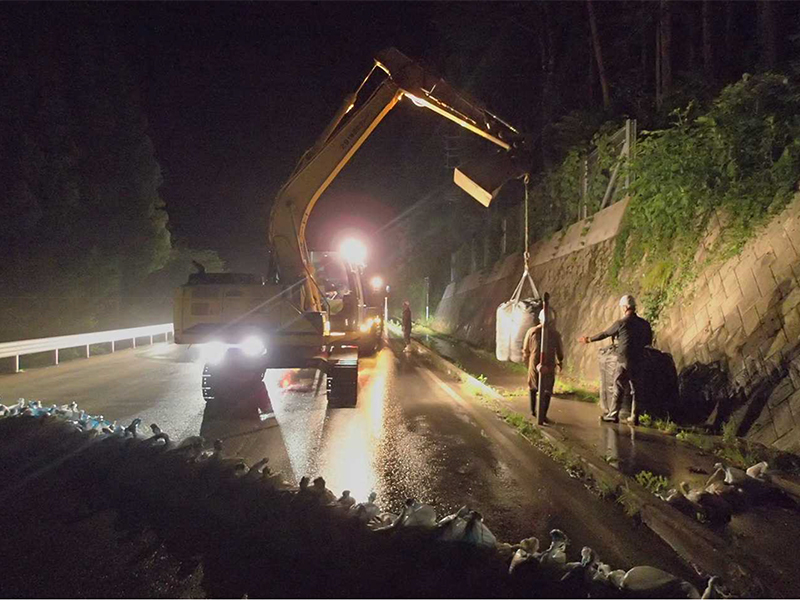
[402,301,412,347]
[579,295,652,425]
[523,309,564,424]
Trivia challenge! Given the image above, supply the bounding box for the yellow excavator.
[173,48,527,408]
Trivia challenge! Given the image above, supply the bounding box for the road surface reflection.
[195,349,395,501]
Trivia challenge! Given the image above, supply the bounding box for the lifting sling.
[495,175,541,363]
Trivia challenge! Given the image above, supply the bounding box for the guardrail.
[0,323,174,374]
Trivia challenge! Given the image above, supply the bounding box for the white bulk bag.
[509,302,537,363]
[495,302,513,362]
[495,271,540,363]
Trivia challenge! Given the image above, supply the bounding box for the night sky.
[113,2,506,274]
[6,1,790,280]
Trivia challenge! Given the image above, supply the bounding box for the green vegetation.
[502,411,541,442]
[0,13,224,341]
[500,387,529,398]
[610,74,800,323]
[654,417,678,435]
[553,379,599,404]
[722,418,738,445]
[616,484,643,518]
[676,431,715,452]
[634,470,671,496]
[635,412,800,476]
[596,479,618,501]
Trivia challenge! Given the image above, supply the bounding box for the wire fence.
[448,119,637,283]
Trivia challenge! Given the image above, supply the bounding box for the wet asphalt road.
[0,336,696,582]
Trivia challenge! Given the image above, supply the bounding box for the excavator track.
[326,350,359,407]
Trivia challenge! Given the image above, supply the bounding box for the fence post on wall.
[53,349,59,366]
[111,340,115,353]
[581,158,588,222]
[470,238,478,273]
[84,344,90,359]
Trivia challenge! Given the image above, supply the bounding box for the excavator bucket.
[454,150,526,207]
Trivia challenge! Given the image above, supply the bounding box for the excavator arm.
[267,47,526,314]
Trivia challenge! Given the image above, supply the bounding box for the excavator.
[173,48,527,409]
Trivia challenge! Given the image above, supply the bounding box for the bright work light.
[340,238,367,266]
[201,341,227,365]
[241,336,266,357]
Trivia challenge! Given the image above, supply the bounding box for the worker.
[522,309,564,424]
[579,294,653,425]
[402,301,412,347]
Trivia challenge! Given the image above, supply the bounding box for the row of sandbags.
[659,461,798,524]
[0,399,728,598]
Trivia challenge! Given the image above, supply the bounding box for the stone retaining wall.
[433,193,800,451]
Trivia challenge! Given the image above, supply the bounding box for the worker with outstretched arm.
[578,295,652,425]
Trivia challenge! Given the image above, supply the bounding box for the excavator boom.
[267,47,526,314]
[175,48,527,409]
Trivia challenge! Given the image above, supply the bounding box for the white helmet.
[619,294,636,310]
[538,307,557,324]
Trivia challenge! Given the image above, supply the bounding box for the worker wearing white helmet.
[522,304,563,424]
[578,294,652,425]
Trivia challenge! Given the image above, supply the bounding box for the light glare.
[340,238,367,266]
[201,341,227,365]
[241,335,266,357]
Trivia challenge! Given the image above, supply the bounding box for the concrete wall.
[433,194,800,451]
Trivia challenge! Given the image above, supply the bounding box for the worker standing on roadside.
[402,301,412,347]
[522,309,564,424]
[579,295,652,425]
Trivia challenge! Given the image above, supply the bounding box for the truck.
[173,48,526,409]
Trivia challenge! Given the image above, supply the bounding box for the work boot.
[626,416,639,426]
[600,414,619,423]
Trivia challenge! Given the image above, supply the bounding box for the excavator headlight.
[241,335,267,357]
[201,341,228,365]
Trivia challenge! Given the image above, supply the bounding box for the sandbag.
[640,346,679,417]
[597,345,678,418]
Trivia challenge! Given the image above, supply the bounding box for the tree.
[758,0,778,70]
[702,0,714,81]
[0,6,173,338]
[587,0,611,111]
[657,0,673,109]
